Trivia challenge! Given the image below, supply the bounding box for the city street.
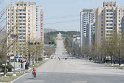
[0,0,124,83]
[12,33,124,83]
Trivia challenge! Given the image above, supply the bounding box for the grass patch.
[0,72,24,82]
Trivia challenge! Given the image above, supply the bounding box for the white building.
[6,2,44,57]
[80,9,95,52]
[95,2,124,49]
[73,35,80,47]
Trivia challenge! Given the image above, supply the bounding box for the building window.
[20,4,23,6]
[106,20,113,22]
[106,9,113,12]
[23,30,25,32]
[23,23,26,25]
[24,4,26,6]
[106,27,113,29]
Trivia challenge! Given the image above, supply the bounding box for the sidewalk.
[0,60,47,83]
[104,63,124,69]
[0,67,31,83]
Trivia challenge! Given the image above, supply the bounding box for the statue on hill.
[57,32,62,39]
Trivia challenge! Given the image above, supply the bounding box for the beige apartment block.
[6,2,43,57]
[95,2,124,49]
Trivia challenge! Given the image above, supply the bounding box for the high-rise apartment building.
[95,2,124,49]
[6,2,43,56]
[80,9,95,52]
[36,6,44,42]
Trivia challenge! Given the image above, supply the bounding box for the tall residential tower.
[95,2,124,49]
[6,2,44,57]
[80,9,95,52]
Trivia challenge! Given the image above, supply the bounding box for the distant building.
[80,9,95,52]
[95,1,124,49]
[73,35,80,47]
[6,2,44,56]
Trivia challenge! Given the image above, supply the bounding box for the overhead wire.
[45,19,79,25]
[45,14,79,20]
[44,14,80,31]
[0,17,6,24]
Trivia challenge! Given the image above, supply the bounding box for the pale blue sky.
[0,0,124,31]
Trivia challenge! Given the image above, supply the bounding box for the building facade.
[36,6,44,42]
[80,9,95,52]
[95,2,124,49]
[6,2,43,57]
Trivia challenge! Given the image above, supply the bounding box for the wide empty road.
[13,33,124,83]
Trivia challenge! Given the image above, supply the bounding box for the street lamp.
[28,42,33,67]
[11,34,18,76]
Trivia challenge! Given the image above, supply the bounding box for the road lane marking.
[25,79,45,83]
[72,81,87,83]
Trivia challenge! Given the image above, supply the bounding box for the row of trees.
[64,32,81,57]
[84,32,124,65]
[0,32,7,64]
[28,42,44,64]
[63,30,124,66]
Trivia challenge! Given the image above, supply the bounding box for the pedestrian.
[32,68,36,78]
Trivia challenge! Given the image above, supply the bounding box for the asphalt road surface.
[13,35,124,83]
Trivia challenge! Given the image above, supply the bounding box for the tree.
[96,32,124,65]
[64,37,73,55]
[35,42,44,62]
[28,41,44,65]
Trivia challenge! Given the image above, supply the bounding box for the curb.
[0,72,27,83]
[3,60,47,83]
[9,61,47,83]
[9,73,27,83]
[9,68,32,83]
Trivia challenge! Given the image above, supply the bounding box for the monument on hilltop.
[57,32,62,40]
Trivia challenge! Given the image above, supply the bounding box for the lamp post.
[11,34,18,76]
[28,42,33,67]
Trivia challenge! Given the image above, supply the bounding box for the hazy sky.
[0,0,124,31]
